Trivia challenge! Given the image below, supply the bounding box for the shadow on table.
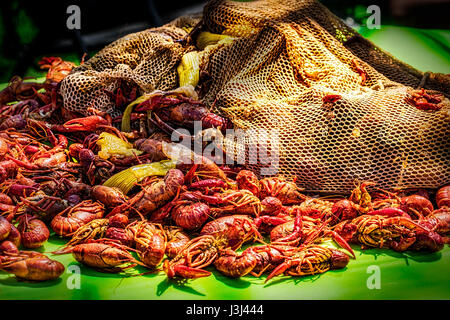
[156,277,207,297]
[0,273,63,288]
[356,248,442,266]
[212,271,253,289]
[261,267,347,288]
[76,264,134,279]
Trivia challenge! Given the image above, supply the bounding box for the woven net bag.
[60,0,450,193]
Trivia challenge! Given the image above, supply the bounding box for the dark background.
[0,0,449,83]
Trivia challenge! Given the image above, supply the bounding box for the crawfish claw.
[331,231,356,259]
[165,263,211,279]
[265,261,291,283]
[54,115,110,132]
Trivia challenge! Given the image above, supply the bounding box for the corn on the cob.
[102,160,176,194]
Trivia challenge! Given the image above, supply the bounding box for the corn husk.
[177,51,200,88]
[196,31,235,50]
[103,160,176,194]
[121,93,157,132]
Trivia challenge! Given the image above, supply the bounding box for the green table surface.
[0,238,449,300]
[0,25,449,300]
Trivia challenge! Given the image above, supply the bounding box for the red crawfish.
[200,215,262,251]
[351,59,367,85]
[171,200,211,231]
[126,220,167,268]
[2,180,38,202]
[52,218,111,255]
[383,188,431,200]
[296,197,335,220]
[0,76,47,105]
[0,192,15,213]
[105,214,134,247]
[91,185,128,208]
[265,245,350,283]
[398,195,434,219]
[54,201,123,250]
[436,185,450,209]
[0,100,30,124]
[17,190,70,223]
[17,214,50,249]
[38,56,76,84]
[69,239,144,273]
[111,169,184,218]
[178,152,229,182]
[134,136,171,163]
[406,88,444,111]
[334,214,444,252]
[251,197,285,234]
[213,248,258,278]
[36,177,91,202]
[322,94,342,104]
[48,115,111,134]
[254,213,292,235]
[372,193,434,220]
[51,200,105,237]
[0,114,27,131]
[0,240,19,254]
[327,193,396,225]
[419,207,450,236]
[268,211,355,258]
[242,245,290,277]
[181,189,262,217]
[5,224,21,248]
[188,178,230,195]
[134,89,231,134]
[103,81,138,110]
[163,234,225,279]
[269,215,320,244]
[236,170,261,197]
[327,199,360,225]
[3,131,68,170]
[27,134,69,169]
[164,226,190,259]
[150,187,211,230]
[348,181,375,215]
[260,197,283,216]
[0,248,64,281]
[0,93,58,123]
[0,216,12,241]
[0,160,18,183]
[104,227,134,248]
[135,139,229,182]
[259,176,307,205]
[0,138,9,159]
[77,148,116,185]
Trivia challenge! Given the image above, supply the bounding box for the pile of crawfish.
[0,58,448,284]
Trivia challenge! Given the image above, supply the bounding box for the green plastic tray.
[0,25,449,300]
[0,237,449,300]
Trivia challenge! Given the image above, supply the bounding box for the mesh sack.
[60,0,450,193]
[60,16,200,117]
